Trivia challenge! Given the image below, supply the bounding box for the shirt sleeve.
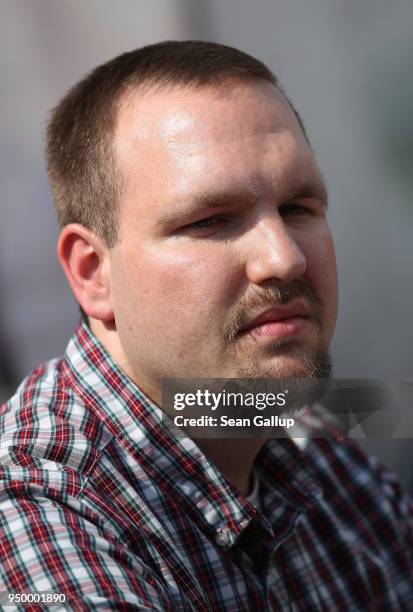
[0,469,174,611]
[378,457,413,557]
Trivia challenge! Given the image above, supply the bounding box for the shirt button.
[307,482,323,498]
[215,528,231,547]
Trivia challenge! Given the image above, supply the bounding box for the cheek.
[307,232,336,279]
[302,229,338,325]
[122,244,241,319]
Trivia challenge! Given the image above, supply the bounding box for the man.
[0,41,411,610]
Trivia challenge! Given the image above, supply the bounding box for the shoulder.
[0,360,185,609]
[306,436,413,537]
[307,435,408,491]
[0,356,112,479]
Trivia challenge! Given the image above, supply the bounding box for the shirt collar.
[63,322,323,549]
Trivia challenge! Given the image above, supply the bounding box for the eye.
[279,203,310,217]
[184,216,225,231]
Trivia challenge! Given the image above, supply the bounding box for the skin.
[59,79,338,494]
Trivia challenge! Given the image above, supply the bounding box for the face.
[109,79,338,403]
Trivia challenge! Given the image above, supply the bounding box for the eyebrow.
[157,175,328,229]
[156,190,254,229]
[284,175,329,209]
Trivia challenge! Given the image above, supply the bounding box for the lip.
[240,301,311,336]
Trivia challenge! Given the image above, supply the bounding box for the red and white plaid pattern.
[0,322,412,610]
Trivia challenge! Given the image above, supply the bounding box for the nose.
[244,215,307,285]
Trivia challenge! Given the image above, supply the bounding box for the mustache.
[225,280,323,341]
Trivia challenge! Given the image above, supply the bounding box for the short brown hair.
[46,40,307,248]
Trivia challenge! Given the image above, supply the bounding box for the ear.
[57,224,114,322]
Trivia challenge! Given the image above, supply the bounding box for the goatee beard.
[234,345,333,415]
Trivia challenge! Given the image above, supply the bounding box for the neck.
[194,437,267,496]
[89,319,266,495]
[90,318,163,403]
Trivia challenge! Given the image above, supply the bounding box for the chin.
[235,345,333,381]
[231,349,333,414]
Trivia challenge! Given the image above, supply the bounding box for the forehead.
[114,80,321,219]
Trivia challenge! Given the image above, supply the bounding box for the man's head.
[47,41,293,248]
[48,41,338,404]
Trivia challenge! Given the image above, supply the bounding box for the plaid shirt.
[0,323,412,611]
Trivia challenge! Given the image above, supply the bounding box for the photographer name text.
[174,414,295,428]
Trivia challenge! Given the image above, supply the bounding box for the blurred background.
[0,0,412,486]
